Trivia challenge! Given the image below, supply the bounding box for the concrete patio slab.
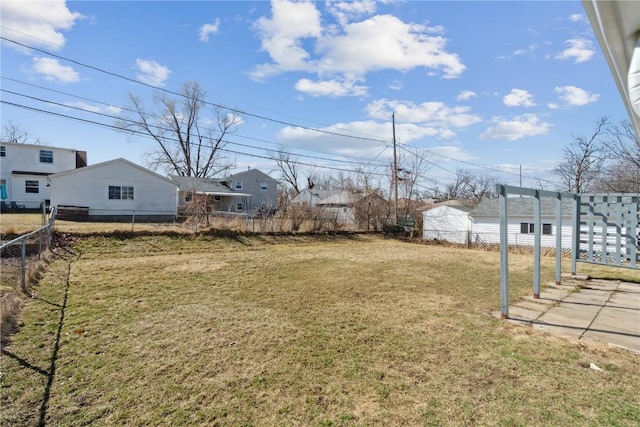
[496,280,640,354]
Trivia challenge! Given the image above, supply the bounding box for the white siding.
[50,160,177,216]
[320,206,355,223]
[470,216,574,249]
[1,142,81,208]
[422,206,470,244]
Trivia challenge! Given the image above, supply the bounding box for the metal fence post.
[38,229,43,259]
[21,238,27,292]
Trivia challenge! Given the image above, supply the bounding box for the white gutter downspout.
[629,33,640,119]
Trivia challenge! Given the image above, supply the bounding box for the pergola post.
[498,184,509,319]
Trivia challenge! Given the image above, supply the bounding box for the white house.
[48,158,178,221]
[169,168,278,215]
[291,189,354,223]
[0,141,87,209]
[469,197,575,249]
[422,205,472,244]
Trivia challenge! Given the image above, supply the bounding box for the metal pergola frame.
[497,184,639,319]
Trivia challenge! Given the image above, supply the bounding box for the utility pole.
[392,112,398,224]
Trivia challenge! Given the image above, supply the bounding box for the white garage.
[422,205,472,244]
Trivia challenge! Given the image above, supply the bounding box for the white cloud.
[569,13,586,23]
[32,57,79,83]
[251,0,465,94]
[428,145,475,162]
[278,121,392,156]
[251,0,322,79]
[275,97,482,158]
[0,0,83,51]
[366,99,481,128]
[316,15,464,78]
[277,120,448,157]
[555,38,594,63]
[135,59,171,87]
[295,77,368,97]
[503,89,536,107]
[388,80,403,91]
[199,19,221,42]
[480,114,551,141]
[64,101,122,114]
[326,0,377,25]
[554,85,599,106]
[457,90,477,101]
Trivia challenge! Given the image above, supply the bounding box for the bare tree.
[463,173,497,205]
[554,117,608,193]
[397,148,431,220]
[1,121,40,144]
[445,169,471,201]
[269,147,302,194]
[118,81,239,177]
[600,119,640,192]
[348,166,390,230]
[607,119,640,169]
[433,169,496,206]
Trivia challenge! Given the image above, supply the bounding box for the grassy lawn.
[0,213,48,236]
[1,233,639,426]
[0,213,187,236]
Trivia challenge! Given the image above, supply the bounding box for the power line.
[1,36,392,146]
[1,87,390,170]
[1,99,397,178]
[1,36,550,190]
[1,76,388,167]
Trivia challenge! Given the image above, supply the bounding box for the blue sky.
[0,0,630,191]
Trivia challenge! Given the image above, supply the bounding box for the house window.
[39,150,53,163]
[260,182,268,191]
[520,222,552,235]
[236,202,243,211]
[235,181,243,190]
[122,186,134,200]
[108,185,134,200]
[26,180,39,194]
[0,146,5,157]
[185,193,192,202]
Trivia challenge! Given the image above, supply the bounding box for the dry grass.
[1,234,639,426]
[0,213,46,236]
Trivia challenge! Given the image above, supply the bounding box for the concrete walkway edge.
[493,278,640,355]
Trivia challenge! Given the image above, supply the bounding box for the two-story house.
[170,168,278,215]
[0,141,87,209]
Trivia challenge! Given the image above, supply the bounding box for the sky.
[0,0,632,193]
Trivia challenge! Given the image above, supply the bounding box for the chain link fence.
[1,209,54,341]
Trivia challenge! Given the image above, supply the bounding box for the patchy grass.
[1,234,639,426]
[0,213,47,236]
